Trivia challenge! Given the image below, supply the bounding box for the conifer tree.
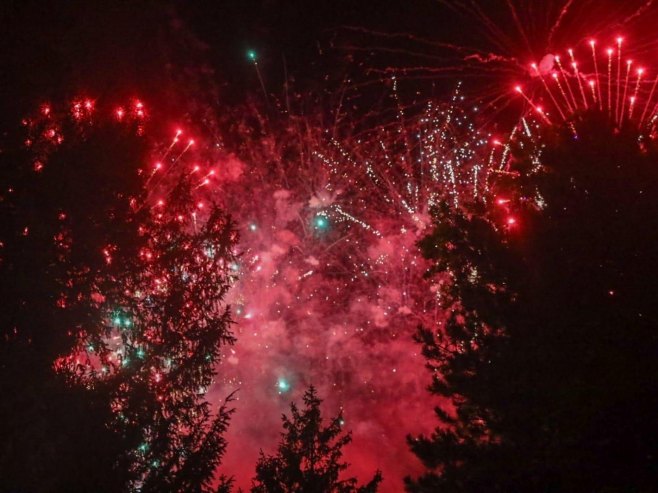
[252,386,382,493]
[406,115,658,492]
[0,103,237,491]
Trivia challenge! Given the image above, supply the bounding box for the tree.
[252,386,382,493]
[0,102,237,491]
[406,114,658,492]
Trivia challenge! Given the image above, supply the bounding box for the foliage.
[406,114,658,492]
[0,111,237,492]
[252,386,382,493]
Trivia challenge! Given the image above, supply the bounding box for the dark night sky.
[0,0,449,123]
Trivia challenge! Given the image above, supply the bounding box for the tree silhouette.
[0,104,236,491]
[406,114,658,492]
[252,386,382,493]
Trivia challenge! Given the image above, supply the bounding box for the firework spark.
[515,36,658,131]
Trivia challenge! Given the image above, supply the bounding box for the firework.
[170,83,518,486]
[340,0,658,124]
[15,87,516,490]
[516,36,658,130]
